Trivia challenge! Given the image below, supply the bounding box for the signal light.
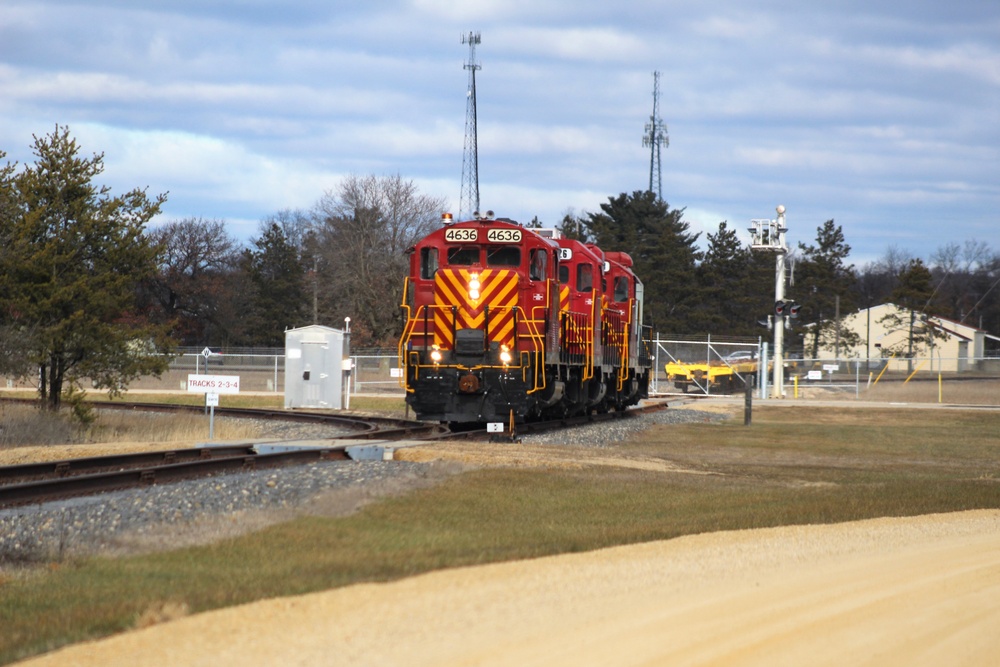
[774,300,787,316]
[789,303,801,318]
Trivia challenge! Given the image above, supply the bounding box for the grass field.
[1,398,999,663]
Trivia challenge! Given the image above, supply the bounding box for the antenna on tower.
[460,31,481,219]
[642,70,669,200]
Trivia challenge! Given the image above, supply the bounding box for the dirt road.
[18,509,1000,666]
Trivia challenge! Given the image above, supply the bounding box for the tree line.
[1,127,997,407]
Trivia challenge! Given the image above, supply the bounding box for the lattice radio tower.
[642,71,670,200]
[460,31,481,219]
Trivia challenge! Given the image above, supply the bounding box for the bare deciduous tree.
[311,174,445,346]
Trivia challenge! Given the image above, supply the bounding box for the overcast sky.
[1,0,997,265]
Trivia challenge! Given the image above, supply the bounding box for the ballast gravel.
[517,405,728,448]
[0,405,725,565]
[0,459,436,564]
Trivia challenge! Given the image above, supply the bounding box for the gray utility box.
[284,325,345,409]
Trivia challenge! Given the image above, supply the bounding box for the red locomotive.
[398,212,652,424]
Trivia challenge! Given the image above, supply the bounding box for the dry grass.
[0,403,261,458]
[2,390,999,663]
[859,377,1000,405]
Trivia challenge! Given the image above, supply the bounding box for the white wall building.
[804,303,995,373]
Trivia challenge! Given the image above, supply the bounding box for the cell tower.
[460,31,481,219]
[642,70,669,200]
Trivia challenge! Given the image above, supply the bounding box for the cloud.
[69,124,336,220]
[1,0,996,264]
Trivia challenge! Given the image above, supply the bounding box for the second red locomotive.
[398,212,652,424]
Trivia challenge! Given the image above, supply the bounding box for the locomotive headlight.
[499,344,512,365]
[430,345,442,364]
[468,273,481,301]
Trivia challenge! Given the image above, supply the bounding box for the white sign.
[487,422,504,433]
[444,227,477,242]
[823,364,840,372]
[390,367,403,378]
[807,370,823,380]
[187,374,241,394]
[486,228,521,243]
[205,392,220,407]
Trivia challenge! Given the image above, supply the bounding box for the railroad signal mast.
[749,205,788,398]
[460,31,482,220]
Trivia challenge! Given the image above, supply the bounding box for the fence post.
[744,379,752,425]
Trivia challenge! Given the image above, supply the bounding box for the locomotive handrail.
[559,309,594,381]
[524,284,552,395]
[398,277,415,392]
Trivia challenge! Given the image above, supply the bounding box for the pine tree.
[0,126,171,409]
[693,222,757,334]
[585,191,700,333]
[796,220,859,358]
[879,259,941,368]
[241,222,309,347]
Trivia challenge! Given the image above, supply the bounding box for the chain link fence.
[3,342,998,405]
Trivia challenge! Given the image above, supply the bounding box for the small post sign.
[187,374,240,439]
[186,374,240,394]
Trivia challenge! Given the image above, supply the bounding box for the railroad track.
[0,404,447,508]
[0,399,669,508]
[0,445,356,508]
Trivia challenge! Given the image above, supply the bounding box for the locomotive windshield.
[447,246,479,265]
[486,246,520,267]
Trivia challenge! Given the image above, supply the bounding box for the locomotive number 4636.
[486,228,522,243]
[444,228,477,242]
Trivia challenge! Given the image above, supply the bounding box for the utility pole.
[312,255,319,324]
[642,71,669,200]
[459,31,481,219]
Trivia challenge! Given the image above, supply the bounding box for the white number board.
[486,422,504,433]
[444,227,477,242]
[187,374,241,394]
[486,228,521,243]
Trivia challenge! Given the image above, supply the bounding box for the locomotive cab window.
[529,248,547,281]
[420,247,438,279]
[486,246,520,267]
[614,276,629,302]
[447,246,480,266]
[558,264,570,284]
[577,264,593,292]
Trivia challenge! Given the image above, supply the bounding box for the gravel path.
[18,509,1000,667]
